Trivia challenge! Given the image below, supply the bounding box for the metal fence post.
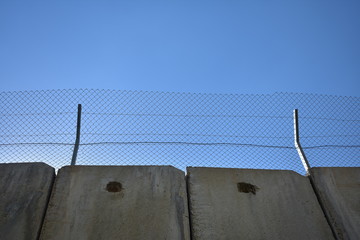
[293,109,311,173]
[71,104,82,165]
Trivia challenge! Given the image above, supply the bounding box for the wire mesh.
[0,89,359,174]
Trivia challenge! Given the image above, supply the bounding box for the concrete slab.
[40,166,190,240]
[310,167,360,240]
[0,162,55,240]
[187,167,334,240]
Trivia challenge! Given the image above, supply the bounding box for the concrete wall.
[187,167,334,240]
[1,163,359,240]
[39,166,190,240]
[310,167,360,240]
[0,163,55,240]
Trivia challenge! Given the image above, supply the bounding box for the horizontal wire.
[1,142,358,149]
[303,145,360,149]
[2,112,358,122]
[300,116,360,122]
[301,134,360,138]
[83,112,291,119]
[0,133,74,138]
[78,141,295,149]
[0,112,76,117]
[1,132,357,139]
[1,111,358,122]
[81,132,293,139]
[0,142,293,148]
[0,142,74,146]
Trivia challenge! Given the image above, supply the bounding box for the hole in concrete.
[106,182,122,192]
[237,182,259,195]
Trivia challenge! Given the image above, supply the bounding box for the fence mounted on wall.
[0,89,359,174]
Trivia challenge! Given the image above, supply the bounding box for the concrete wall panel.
[310,167,360,240]
[0,163,55,240]
[187,167,334,240]
[40,166,190,240]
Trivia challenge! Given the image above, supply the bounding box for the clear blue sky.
[1,0,359,96]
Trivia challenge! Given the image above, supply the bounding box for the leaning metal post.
[293,109,311,174]
[293,109,339,239]
[71,104,82,165]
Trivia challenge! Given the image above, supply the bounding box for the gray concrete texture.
[0,163,55,240]
[187,167,335,240]
[310,167,360,240]
[40,165,190,240]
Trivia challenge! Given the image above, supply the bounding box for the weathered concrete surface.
[40,166,190,240]
[0,163,55,240]
[187,167,334,240]
[310,167,360,240]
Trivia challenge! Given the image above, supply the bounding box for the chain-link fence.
[1,89,359,174]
